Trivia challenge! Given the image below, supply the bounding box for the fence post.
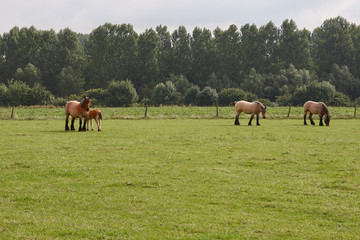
[216,102,219,118]
[354,103,357,119]
[11,106,15,119]
[287,104,292,118]
[144,104,149,118]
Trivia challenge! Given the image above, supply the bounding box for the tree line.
[0,16,360,107]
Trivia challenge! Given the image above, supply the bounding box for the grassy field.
[0,117,359,239]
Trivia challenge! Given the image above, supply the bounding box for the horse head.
[261,106,266,119]
[325,115,330,126]
[80,96,91,111]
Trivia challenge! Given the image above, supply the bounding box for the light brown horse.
[65,96,91,131]
[234,100,266,126]
[303,101,330,126]
[86,109,102,131]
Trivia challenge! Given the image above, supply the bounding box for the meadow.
[0,107,359,239]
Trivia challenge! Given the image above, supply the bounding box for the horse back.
[235,100,261,114]
[304,101,325,114]
[65,101,87,118]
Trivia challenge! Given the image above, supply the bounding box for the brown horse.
[234,100,266,126]
[303,101,330,126]
[86,109,102,131]
[65,96,91,131]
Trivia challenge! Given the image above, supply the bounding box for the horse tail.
[234,101,238,105]
[99,111,102,120]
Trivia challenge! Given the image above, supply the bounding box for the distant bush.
[105,80,138,107]
[184,85,200,106]
[196,87,218,106]
[328,92,352,107]
[218,88,248,106]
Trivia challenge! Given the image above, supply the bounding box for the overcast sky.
[1,0,360,34]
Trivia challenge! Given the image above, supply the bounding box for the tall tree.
[37,29,60,93]
[240,24,262,75]
[190,27,215,88]
[258,21,280,73]
[171,26,191,79]
[278,19,311,70]
[312,16,354,76]
[214,25,241,86]
[137,28,161,97]
[156,25,173,82]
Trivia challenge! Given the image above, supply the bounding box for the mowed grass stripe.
[0,119,359,239]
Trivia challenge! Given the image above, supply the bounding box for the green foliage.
[105,80,138,107]
[0,83,8,105]
[184,85,200,105]
[55,66,85,97]
[83,88,107,106]
[1,17,360,106]
[196,86,218,106]
[218,88,249,106]
[6,80,31,106]
[293,81,336,106]
[328,92,352,107]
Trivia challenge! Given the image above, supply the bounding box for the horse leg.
[248,114,255,125]
[309,113,315,125]
[304,112,308,125]
[319,115,324,126]
[91,119,94,131]
[234,113,240,125]
[82,118,87,131]
[71,117,75,131]
[86,119,90,131]
[256,113,260,126]
[65,113,70,131]
[78,118,83,131]
[97,118,101,131]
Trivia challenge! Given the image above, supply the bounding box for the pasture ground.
[0,118,359,239]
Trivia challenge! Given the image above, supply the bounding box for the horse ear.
[89,96,91,99]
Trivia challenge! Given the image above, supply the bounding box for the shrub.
[197,87,218,106]
[218,88,248,106]
[184,85,200,106]
[328,92,352,107]
[105,80,138,107]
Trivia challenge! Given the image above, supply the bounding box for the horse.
[303,101,331,126]
[234,100,266,126]
[65,96,91,131]
[86,109,102,131]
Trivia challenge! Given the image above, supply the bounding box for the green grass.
[0,118,359,239]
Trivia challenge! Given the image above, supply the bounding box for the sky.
[1,0,360,34]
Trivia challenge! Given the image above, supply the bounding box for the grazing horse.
[86,109,102,131]
[65,96,91,131]
[234,100,266,126]
[303,101,330,126]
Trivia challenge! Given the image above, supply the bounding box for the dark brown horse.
[303,101,330,126]
[65,96,91,131]
[234,100,266,126]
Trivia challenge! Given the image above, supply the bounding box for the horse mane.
[321,102,330,116]
[80,98,86,108]
[254,101,265,109]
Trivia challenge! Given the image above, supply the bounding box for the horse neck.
[255,101,265,110]
[322,104,329,116]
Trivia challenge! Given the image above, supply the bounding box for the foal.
[86,109,102,131]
